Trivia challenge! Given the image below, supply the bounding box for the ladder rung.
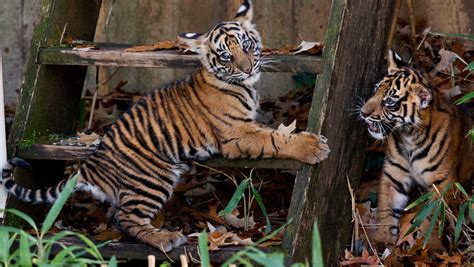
[38,44,323,73]
[55,236,273,262]
[18,144,303,170]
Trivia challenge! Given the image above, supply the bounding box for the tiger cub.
[360,50,472,249]
[1,0,330,251]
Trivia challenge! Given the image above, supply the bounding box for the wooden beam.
[40,236,273,263]
[283,0,395,264]
[38,45,324,73]
[6,0,102,223]
[17,144,302,170]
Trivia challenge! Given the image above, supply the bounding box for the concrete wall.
[92,0,331,99]
[0,1,41,106]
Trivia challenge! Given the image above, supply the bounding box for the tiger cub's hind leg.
[112,195,186,252]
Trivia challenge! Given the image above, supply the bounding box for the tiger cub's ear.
[387,49,406,74]
[411,84,433,109]
[177,32,206,54]
[235,0,254,29]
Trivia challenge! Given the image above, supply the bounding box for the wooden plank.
[0,52,7,218]
[6,0,102,223]
[38,46,324,73]
[283,0,396,264]
[17,144,302,170]
[40,236,273,263]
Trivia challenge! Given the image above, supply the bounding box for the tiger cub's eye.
[242,40,252,52]
[384,97,396,107]
[219,52,232,62]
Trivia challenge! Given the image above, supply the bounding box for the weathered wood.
[6,0,102,222]
[283,0,396,265]
[17,144,302,170]
[38,45,324,73]
[37,236,273,263]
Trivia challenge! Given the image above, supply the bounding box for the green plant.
[218,168,271,234]
[0,174,117,266]
[404,182,473,249]
[197,221,324,267]
[456,61,474,141]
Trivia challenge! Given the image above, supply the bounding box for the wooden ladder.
[5,0,395,264]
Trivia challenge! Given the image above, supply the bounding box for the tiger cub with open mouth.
[1,0,330,251]
[360,50,472,250]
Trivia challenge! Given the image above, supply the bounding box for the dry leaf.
[223,212,256,229]
[207,231,254,250]
[52,132,101,147]
[435,48,462,73]
[183,183,215,197]
[191,203,224,225]
[291,41,324,55]
[95,103,120,129]
[443,85,462,99]
[72,46,98,52]
[340,248,380,265]
[262,41,323,55]
[77,132,101,147]
[207,203,224,224]
[94,229,123,242]
[151,211,165,228]
[124,40,184,52]
[434,252,463,265]
[277,120,297,134]
[54,220,71,230]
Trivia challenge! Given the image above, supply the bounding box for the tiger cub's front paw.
[294,132,330,164]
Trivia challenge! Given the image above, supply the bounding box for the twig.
[356,210,380,261]
[346,175,358,252]
[159,244,175,263]
[87,90,98,130]
[186,247,200,264]
[85,67,122,131]
[387,0,402,48]
[192,161,238,186]
[406,0,417,48]
[59,23,68,46]
[408,28,430,65]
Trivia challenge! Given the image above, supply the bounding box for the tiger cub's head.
[178,0,262,86]
[360,50,434,140]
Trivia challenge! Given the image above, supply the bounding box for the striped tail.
[1,158,69,203]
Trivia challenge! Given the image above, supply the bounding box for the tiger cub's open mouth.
[366,121,385,140]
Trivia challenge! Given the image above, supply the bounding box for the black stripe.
[411,126,439,162]
[122,181,169,203]
[387,159,409,173]
[218,88,252,111]
[190,78,232,127]
[384,171,408,195]
[270,132,278,152]
[391,208,403,219]
[223,113,252,122]
[123,198,163,209]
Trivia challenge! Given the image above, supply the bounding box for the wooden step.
[38,44,323,73]
[49,236,274,263]
[18,144,303,170]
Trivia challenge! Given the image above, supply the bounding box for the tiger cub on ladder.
[1,0,330,251]
[360,50,473,250]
